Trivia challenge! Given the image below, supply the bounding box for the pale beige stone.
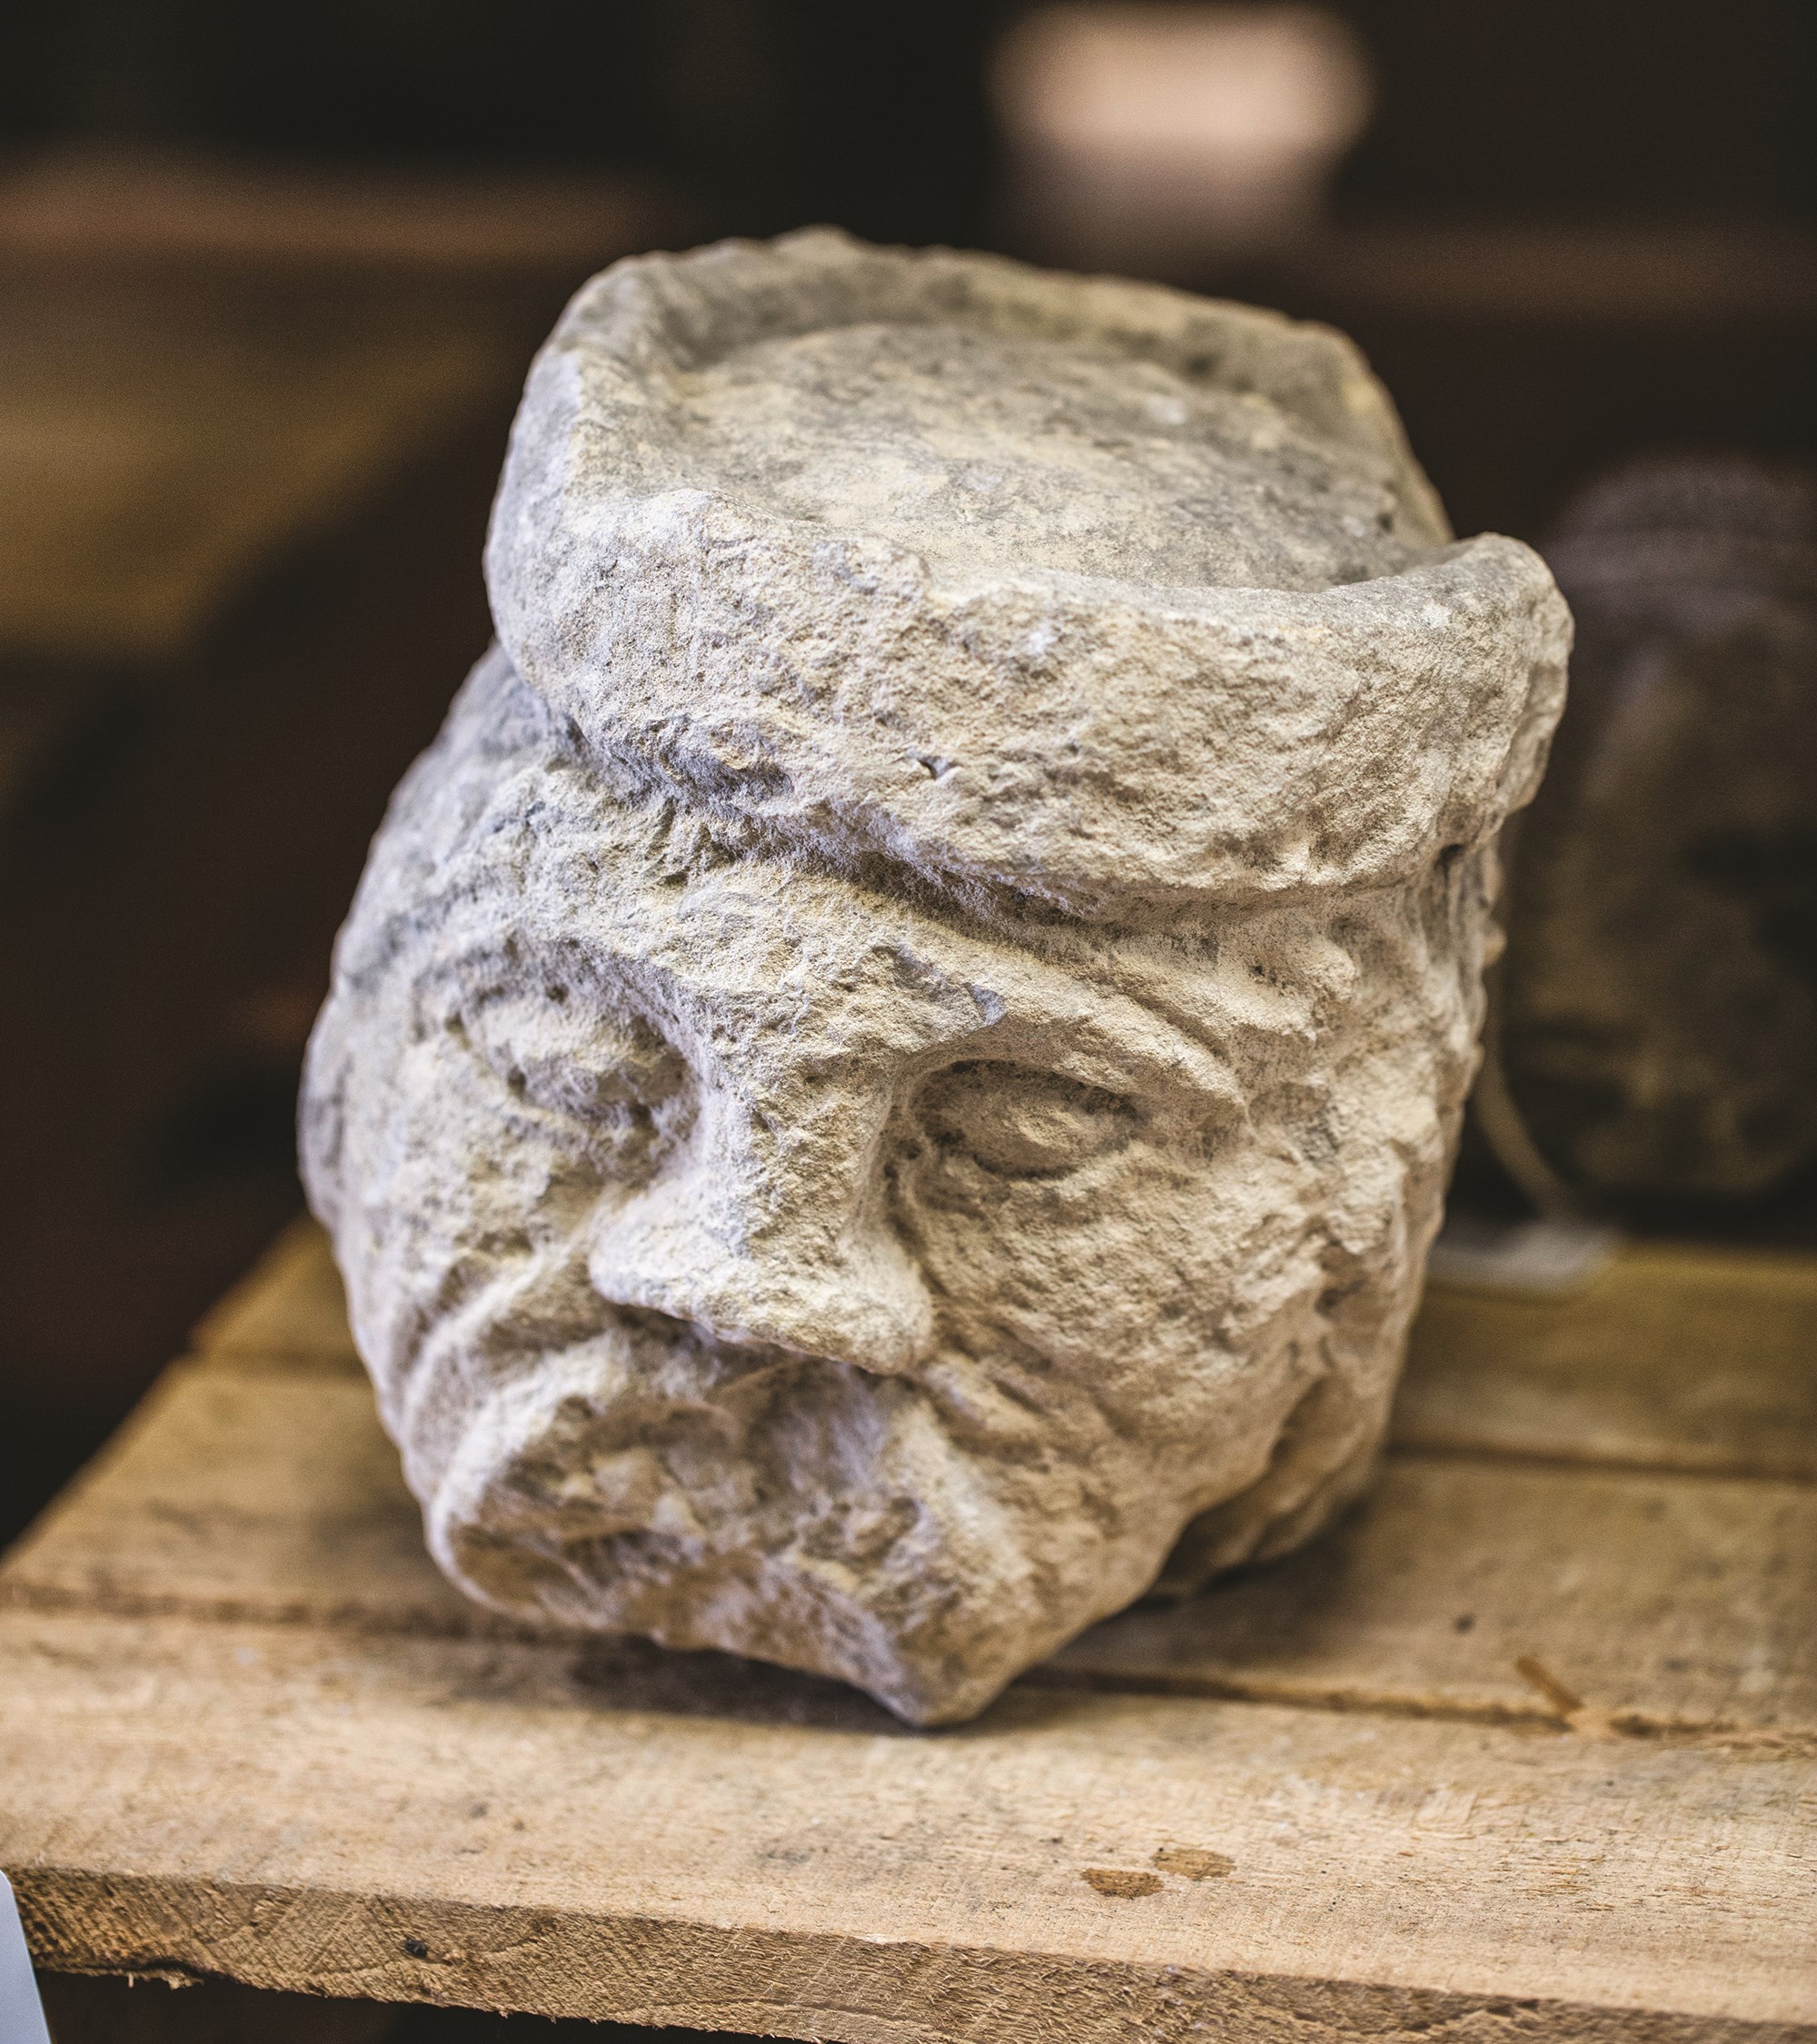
[301,230,1569,1723]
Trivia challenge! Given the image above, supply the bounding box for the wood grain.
[191,1222,362,1373]
[1048,1454,1817,1739]
[5,1608,1812,2037]
[4,1221,1814,2039]
[1401,1244,1817,1479]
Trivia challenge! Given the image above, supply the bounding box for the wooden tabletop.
[2,1222,1812,2039]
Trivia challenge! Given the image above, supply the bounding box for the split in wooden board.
[2,1219,1813,2040]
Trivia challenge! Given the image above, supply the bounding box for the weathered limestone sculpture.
[1487,453,1817,1210]
[302,232,1569,1723]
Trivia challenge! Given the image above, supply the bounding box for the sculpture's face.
[322,660,1478,1722]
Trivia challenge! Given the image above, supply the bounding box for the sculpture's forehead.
[511,809,1363,1093]
[668,321,1416,594]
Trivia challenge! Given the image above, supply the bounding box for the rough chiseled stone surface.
[302,232,1569,1723]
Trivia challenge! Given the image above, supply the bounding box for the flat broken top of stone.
[532,230,1453,597]
[487,233,1567,916]
[665,318,1423,593]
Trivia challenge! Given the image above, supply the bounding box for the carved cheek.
[453,977,697,1196]
[890,1066,1166,1326]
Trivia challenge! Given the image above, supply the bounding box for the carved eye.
[915,1060,1137,1179]
[462,987,692,1179]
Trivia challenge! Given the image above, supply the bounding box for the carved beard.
[415,1236,1387,1727]
[304,652,1481,1723]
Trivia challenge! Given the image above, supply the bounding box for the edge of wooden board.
[19,1867,1812,2044]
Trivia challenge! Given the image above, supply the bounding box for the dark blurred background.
[2,0,1813,1548]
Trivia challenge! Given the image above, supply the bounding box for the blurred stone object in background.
[1485,453,1817,1212]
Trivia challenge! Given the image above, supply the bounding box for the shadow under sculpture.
[302,232,1569,1724]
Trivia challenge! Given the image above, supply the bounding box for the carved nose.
[587,1116,935,1374]
[603,1235,933,1374]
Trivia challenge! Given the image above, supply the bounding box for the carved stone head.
[1492,454,1817,1208]
[302,232,1568,1722]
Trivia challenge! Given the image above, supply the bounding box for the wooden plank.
[0,151,679,673]
[4,1606,1812,2039]
[7,1353,1812,1747]
[19,1224,1810,1742]
[1402,1244,1817,1480]
[1048,1454,1817,1740]
[7,1225,1815,2037]
[1,1362,470,1636]
[0,147,671,280]
[191,1220,360,1374]
[0,274,516,668]
[1281,222,1817,323]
